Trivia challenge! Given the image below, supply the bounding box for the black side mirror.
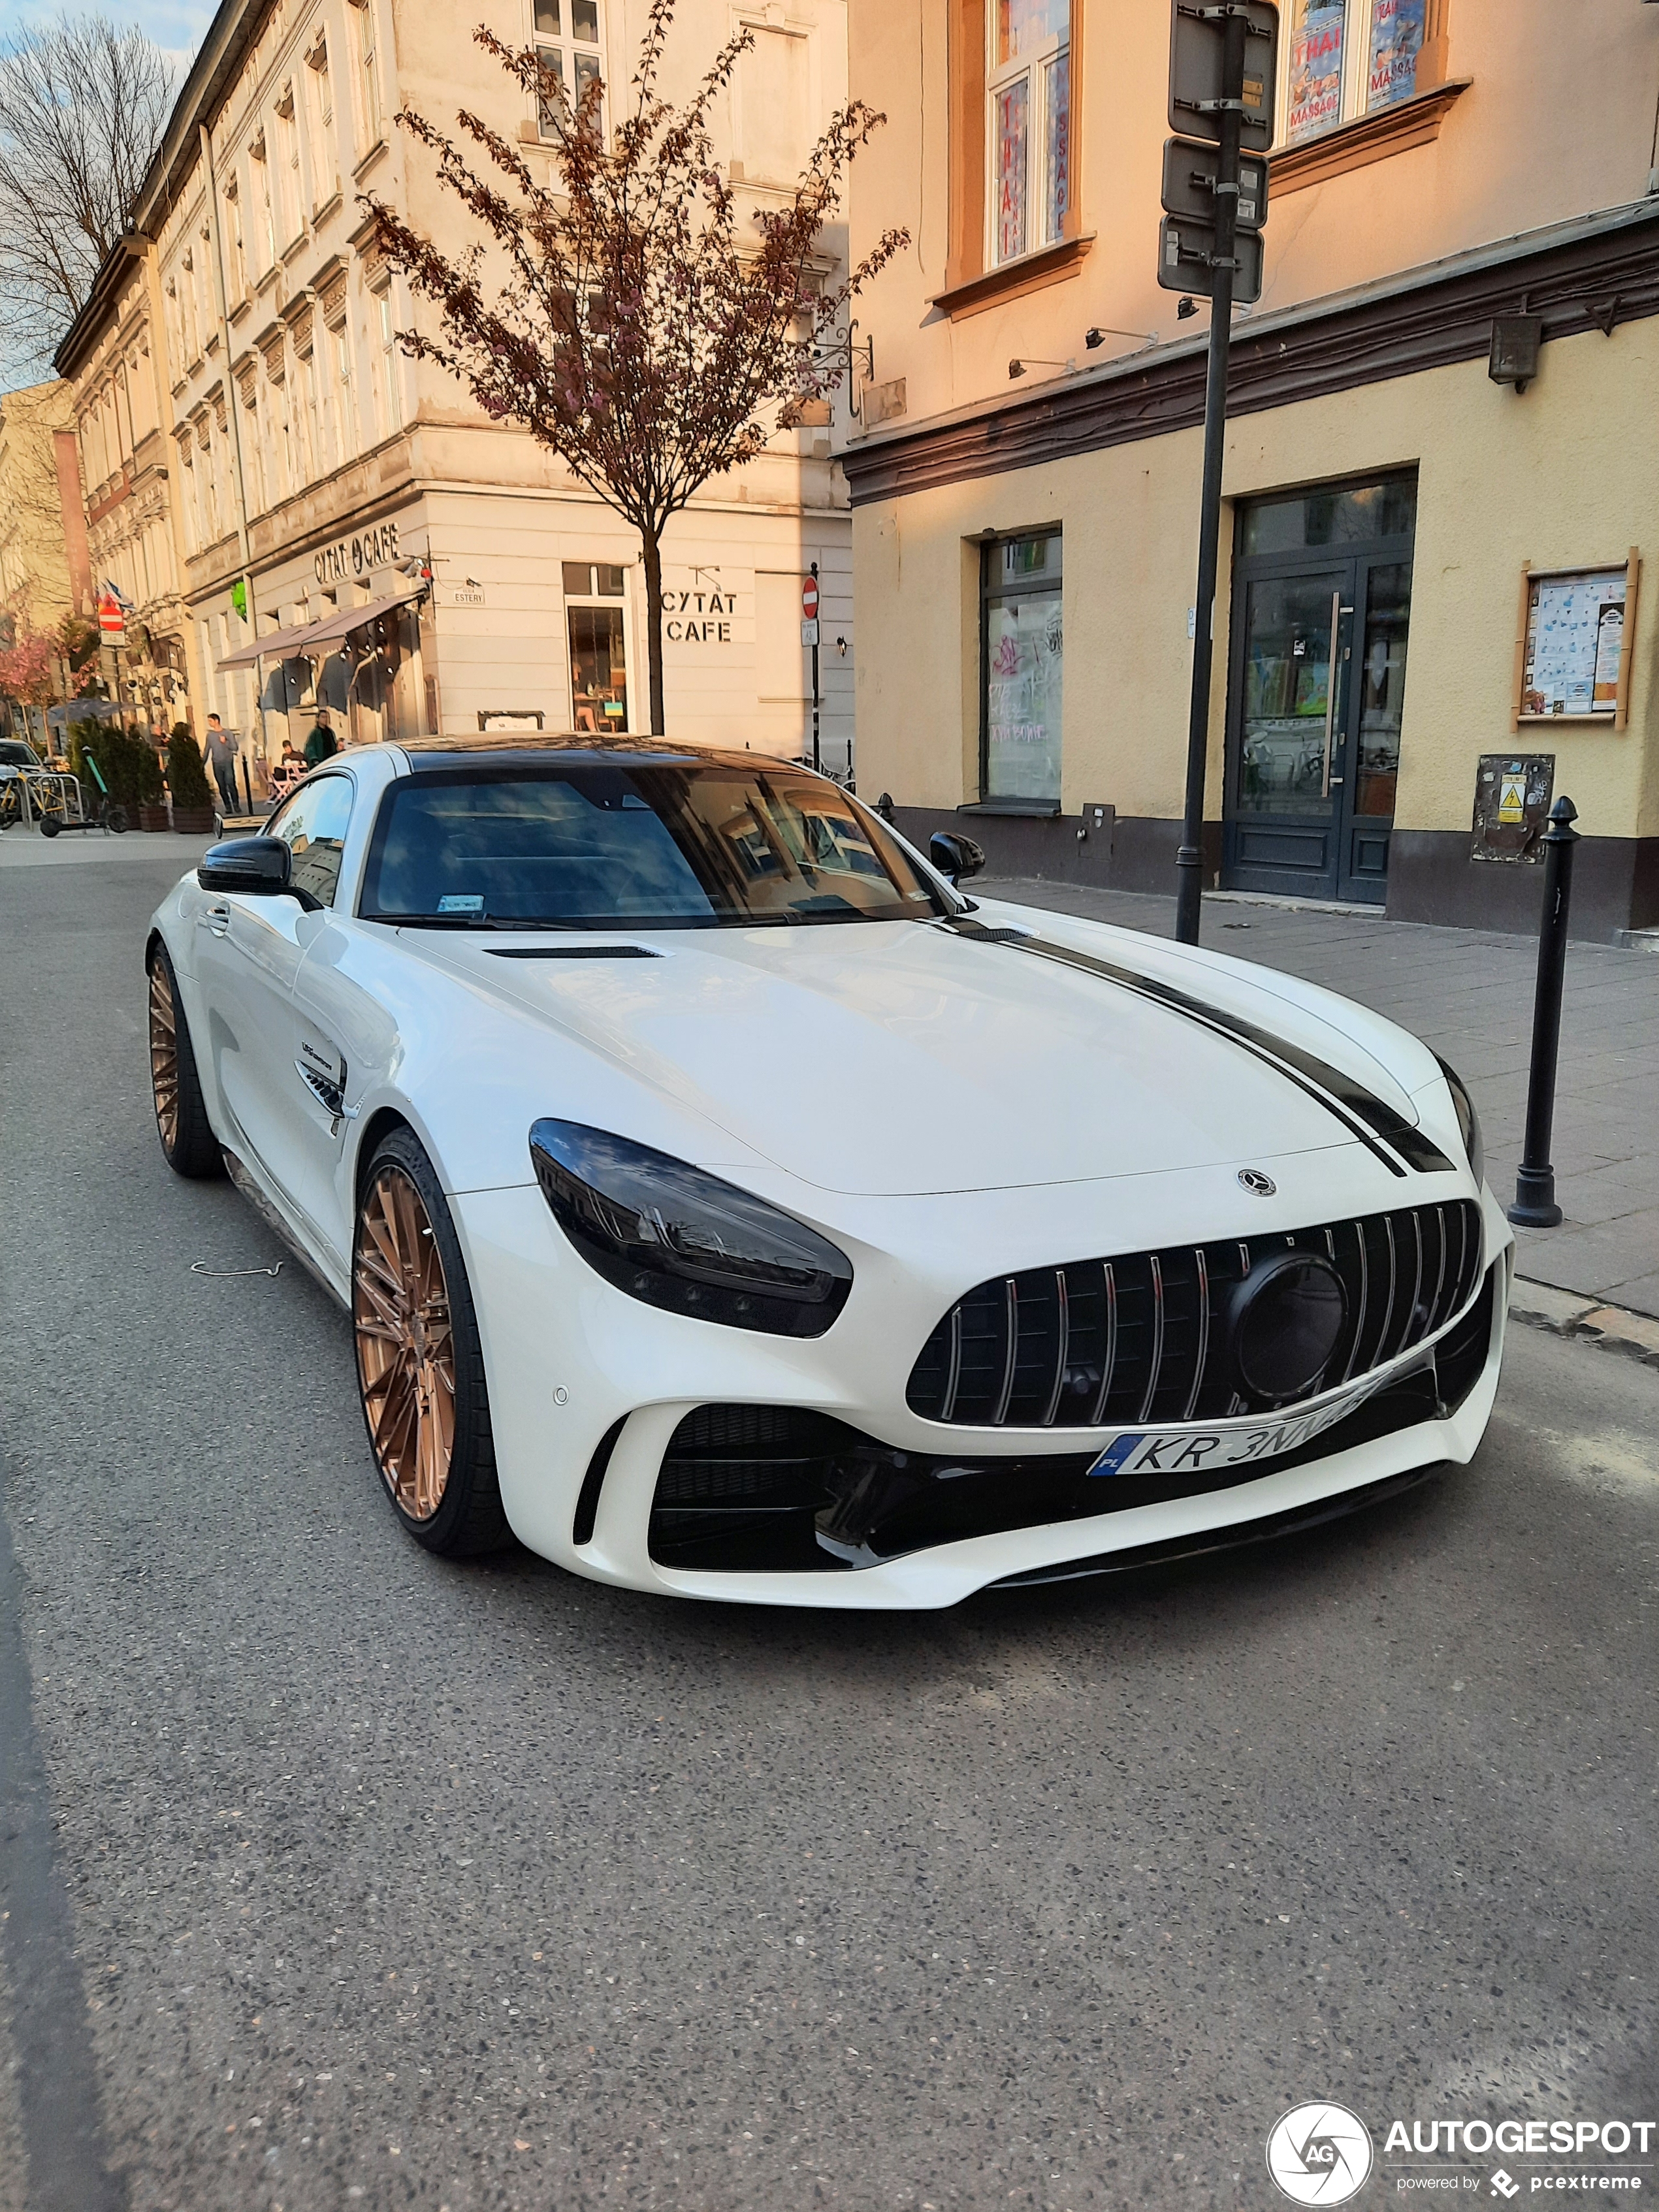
[929,830,986,886]
[198,835,297,897]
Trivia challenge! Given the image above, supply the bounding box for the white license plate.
[1086,1379,1381,1482]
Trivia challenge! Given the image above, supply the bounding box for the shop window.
[980,531,1062,804]
[565,560,628,730]
[1283,0,1434,144]
[988,0,1070,265]
[535,0,604,140]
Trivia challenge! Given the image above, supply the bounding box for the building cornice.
[839,197,1659,507]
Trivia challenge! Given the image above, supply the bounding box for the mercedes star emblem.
[1238,1168,1277,1197]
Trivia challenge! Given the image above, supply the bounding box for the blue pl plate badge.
[1089,1433,1146,1477]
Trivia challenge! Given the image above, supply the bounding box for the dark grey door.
[1222,477,1416,905]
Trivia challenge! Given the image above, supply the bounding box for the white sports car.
[146,738,1509,1608]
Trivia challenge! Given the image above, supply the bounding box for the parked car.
[144,738,1509,1607]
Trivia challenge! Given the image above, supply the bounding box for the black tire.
[352,1125,509,1558]
[39,814,59,837]
[107,805,128,833]
[147,943,225,1179]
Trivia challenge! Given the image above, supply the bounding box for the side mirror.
[929,830,986,886]
[197,835,295,897]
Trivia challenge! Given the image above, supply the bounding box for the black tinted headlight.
[1436,1057,1484,1186]
[530,1118,852,1337]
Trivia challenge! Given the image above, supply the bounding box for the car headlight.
[529,1118,852,1337]
[1435,1057,1484,1186]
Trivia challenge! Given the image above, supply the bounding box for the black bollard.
[1507,795,1580,1228]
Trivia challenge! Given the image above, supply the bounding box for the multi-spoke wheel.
[147,942,224,1178]
[352,1127,507,1556]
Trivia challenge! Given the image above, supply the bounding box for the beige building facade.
[840,0,1659,938]
[54,244,196,731]
[0,377,86,662]
[57,0,855,785]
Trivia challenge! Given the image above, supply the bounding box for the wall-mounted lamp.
[1489,315,1542,392]
[1084,325,1156,352]
[835,635,847,656]
[1008,356,1076,379]
[1176,296,1199,320]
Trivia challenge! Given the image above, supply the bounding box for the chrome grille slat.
[1042,1270,1071,1426]
[1138,1256,1166,1423]
[941,1306,963,1422]
[1342,1221,1370,1382]
[1183,1249,1210,1422]
[992,1279,1018,1426]
[1089,1262,1119,1424]
[906,1200,1484,1430]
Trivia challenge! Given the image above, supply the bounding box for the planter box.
[170,806,216,835]
[137,803,171,833]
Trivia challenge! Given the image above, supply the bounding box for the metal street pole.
[1174,4,1246,946]
[810,560,822,774]
[1507,796,1581,1229]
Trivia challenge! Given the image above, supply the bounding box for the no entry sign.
[801,576,820,620]
[98,594,125,641]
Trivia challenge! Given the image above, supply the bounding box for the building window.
[534,0,603,139]
[980,530,1062,803]
[1284,0,1429,144]
[988,0,1069,266]
[378,293,401,432]
[563,561,628,730]
[307,37,338,202]
[353,0,383,146]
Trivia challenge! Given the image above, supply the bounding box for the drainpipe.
[200,120,266,781]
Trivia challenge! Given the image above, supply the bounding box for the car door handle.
[201,902,231,937]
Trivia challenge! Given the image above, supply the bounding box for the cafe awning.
[216,582,427,671]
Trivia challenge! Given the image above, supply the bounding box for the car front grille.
[905,1200,1484,1431]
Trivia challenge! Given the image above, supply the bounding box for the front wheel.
[39,814,59,838]
[148,944,225,1178]
[352,1127,509,1557]
[106,804,128,833]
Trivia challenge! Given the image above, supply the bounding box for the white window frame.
[986,0,1071,269]
[532,0,606,142]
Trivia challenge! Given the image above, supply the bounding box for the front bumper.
[453,1173,1513,1611]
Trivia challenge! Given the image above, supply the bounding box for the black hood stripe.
[943,918,1453,1179]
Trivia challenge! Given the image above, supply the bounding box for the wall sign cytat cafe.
[314,520,401,586]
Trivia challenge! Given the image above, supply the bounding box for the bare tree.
[0,14,178,384]
[364,0,905,735]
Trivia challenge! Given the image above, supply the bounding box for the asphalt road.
[1,839,1654,2212]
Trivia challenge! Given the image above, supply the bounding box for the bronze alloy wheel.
[354,1164,458,1521]
[148,957,181,1152]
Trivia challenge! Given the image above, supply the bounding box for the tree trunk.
[639,526,666,735]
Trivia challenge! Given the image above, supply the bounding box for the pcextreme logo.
[1267,2102,1376,2205]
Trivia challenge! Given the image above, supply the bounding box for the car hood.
[394,912,1431,1198]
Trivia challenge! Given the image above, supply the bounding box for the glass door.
[1225,568,1350,899]
[1223,475,1417,905]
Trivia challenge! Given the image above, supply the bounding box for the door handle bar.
[1321,590,1342,800]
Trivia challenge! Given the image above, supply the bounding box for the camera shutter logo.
[1266,2102,1374,2205]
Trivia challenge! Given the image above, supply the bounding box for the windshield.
[359,761,950,929]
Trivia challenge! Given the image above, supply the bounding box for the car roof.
[389,733,809,777]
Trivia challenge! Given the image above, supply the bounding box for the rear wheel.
[353,1127,509,1556]
[148,944,224,1178]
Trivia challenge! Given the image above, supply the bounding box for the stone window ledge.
[1270,80,1471,196]
[930,233,1095,323]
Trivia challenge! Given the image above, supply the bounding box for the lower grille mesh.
[906,1200,1483,1430]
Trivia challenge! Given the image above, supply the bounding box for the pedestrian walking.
[204,716,241,814]
[303,709,339,769]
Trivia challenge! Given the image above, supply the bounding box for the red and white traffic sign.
[98,593,125,641]
[801,576,820,620]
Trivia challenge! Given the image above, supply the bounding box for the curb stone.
[1510,1277,1659,1370]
